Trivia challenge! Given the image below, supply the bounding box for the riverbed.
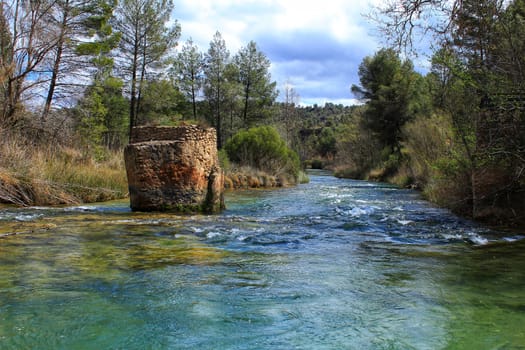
[1,172,524,349]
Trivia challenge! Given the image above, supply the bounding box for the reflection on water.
[0,172,524,349]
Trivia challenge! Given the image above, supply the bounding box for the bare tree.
[0,0,59,128]
[280,79,300,147]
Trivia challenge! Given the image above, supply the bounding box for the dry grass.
[223,165,309,189]
[225,165,280,189]
[0,133,128,206]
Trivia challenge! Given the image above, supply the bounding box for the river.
[0,171,524,349]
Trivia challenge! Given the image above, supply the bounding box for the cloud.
[175,0,380,106]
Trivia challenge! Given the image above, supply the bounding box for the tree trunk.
[243,83,250,127]
[42,0,69,124]
[129,31,140,140]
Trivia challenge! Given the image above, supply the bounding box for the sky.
[174,0,382,106]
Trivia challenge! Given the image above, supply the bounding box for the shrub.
[333,121,382,179]
[224,126,300,178]
[402,112,455,185]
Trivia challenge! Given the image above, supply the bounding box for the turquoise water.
[1,172,524,349]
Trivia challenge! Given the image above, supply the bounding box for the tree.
[221,61,243,141]
[279,79,300,147]
[0,0,59,128]
[203,31,230,149]
[75,74,128,152]
[352,48,427,154]
[175,38,203,120]
[233,40,277,128]
[317,127,337,159]
[137,79,185,125]
[40,0,119,123]
[76,85,109,160]
[0,5,13,115]
[99,76,128,149]
[374,0,525,223]
[114,0,180,137]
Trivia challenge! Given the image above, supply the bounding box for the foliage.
[137,79,185,125]
[174,38,204,120]
[75,76,128,154]
[402,113,456,185]
[224,126,300,178]
[352,48,430,154]
[316,127,337,159]
[218,149,231,172]
[369,0,525,224]
[333,109,382,179]
[42,0,122,122]
[234,41,278,127]
[114,0,181,134]
[203,31,230,148]
[201,33,278,148]
[76,86,109,161]
[99,77,129,149]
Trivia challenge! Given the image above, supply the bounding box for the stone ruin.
[124,125,225,213]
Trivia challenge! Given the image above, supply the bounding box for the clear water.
[1,172,524,349]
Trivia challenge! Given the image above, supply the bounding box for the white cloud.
[175,0,380,105]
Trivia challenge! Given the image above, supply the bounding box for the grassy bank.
[0,135,128,206]
[224,165,309,190]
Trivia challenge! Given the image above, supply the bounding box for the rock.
[124,125,225,213]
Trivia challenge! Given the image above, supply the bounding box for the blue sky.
[174,0,382,106]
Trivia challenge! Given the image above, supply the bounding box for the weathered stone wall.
[124,125,224,213]
[130,125,216,144]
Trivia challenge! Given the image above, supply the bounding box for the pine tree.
[233,41,277,128]
[203,31,230,149]
[114,0,180,136]
[175,38,203,120]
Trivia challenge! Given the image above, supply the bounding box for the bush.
[402,112,455,185]
[224,126,300,179]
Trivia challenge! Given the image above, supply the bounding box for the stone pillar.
[124,125,225,213]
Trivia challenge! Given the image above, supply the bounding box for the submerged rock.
[124,125,225,213]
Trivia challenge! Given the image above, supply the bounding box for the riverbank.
[0,143,308,206]
[224,166,309,190]
[0,139,128,206]
[333,163,525,229]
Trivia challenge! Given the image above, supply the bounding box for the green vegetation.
[276,0,525,226]
[328,0,525,226]
[0,0,523,227]
[0,0,286,204]
[224,126,302,186]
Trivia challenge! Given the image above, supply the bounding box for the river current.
[1,171,524,349]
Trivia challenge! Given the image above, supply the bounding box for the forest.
[0,0,524,226]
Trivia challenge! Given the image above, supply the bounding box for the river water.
[0,171,524,349]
